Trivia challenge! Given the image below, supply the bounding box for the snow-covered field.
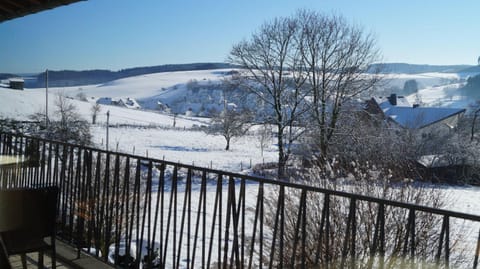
[0,68,479,191]
[1,69,479,267]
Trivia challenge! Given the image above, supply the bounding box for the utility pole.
[45,69,49,128]
[106,110,110,151]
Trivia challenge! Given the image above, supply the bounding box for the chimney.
[389,93,397,106]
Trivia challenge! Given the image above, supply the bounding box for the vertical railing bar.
[176,168,192,268]
[269,185,282,269]
[53,144,59,194]
[76,148,87,258]
[93,151,102,257]
[173,166,178,269]
[436,215,447,263]
[218,174,223,268]
[222,176,233,269]
[350,198,357,269]
[410,210,415,259]
[229,176,241,269]
[162,165,176,266]
[124,157,134,264]
[241,178,246,269]
[13,135,18,156]
[229,176,242,269]
[187,169,193,269]
[202,171,207,269]
[139,160,152,269]
[403,209,412,257]
[151,163,164,268]
[379,203,385,269]
[314,193,328,265]
[341,197,356,268]
[279,186,285,269]
[247,182,262,269]
[46,142,52,185]
[402,208,415,267]
[40,140,46,185]
[159,163,165,269]
[27,142,32,186]
[20,138,27,187]
[33,140,39,186]
[192,169,206,268]
[133,159,142,268]
[368,203,385,269]
[19,135,25,186]
[112,154,121,265]
[106,153,117,261]
[10,135,16,187]
[206,173,222,269]
[291,189,306,268]
[301,191,307,269]
[0,133,4,154]
[72,147,82,243]
[100,153,110,261]
[85,150,93,255]
[473,228,480,269]
[445,215,450,266]
[259,182,264,269]
[325,195,331,265]
[66,146,75,239]
[121,156,130,262]
[26,138,31,186]
[24,138,30,186]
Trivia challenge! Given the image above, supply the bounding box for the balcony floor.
[9,240,113,269]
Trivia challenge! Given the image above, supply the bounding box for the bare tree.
[229,16,310,178]
[262,162,469,268]
[91,103,101,124]
[297,10,382,162]
[257,124,273,157]
[207,109,252,150]
[30,92,91,145]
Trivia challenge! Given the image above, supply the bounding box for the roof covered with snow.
[384,106,465,129]
[372,93,466,129]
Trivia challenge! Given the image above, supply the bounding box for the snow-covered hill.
[1,68,479,172]
[0,68,478,219]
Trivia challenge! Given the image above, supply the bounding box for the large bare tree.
[297,10,382,161]
[229,16,310,178]
[230,11,381,177]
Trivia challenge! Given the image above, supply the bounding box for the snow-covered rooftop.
[373,94,465,129]
[8,78,24,82]
[385,106,465,129]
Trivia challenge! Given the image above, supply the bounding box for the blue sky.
[1,0,479,73]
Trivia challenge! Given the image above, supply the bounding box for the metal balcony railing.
[0,132,479,268]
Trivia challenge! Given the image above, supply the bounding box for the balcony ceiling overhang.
[0,0,84,23]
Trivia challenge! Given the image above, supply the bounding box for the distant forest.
[368,63,475,74]
[3,62,479,88]
[33,62,235,87]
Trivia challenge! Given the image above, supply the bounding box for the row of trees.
[228,10,381,178]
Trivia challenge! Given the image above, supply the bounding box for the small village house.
[366,93,469,181]
[8,78,24,90]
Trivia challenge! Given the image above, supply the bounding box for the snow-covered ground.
[1,69,479,267]
[0,68,479,182]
